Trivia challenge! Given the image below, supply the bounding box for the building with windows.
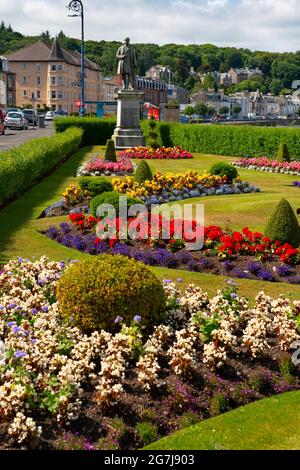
[7,39,103,114]
[0,56,16,109]
[136,76,168,107]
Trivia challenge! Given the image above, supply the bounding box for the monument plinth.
[112,90,146,150]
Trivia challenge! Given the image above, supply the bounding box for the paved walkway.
[0,123,54,152]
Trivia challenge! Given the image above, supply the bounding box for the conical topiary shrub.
[147,116,160,149]
[104,139,117,162]
[135,160,153,184]
[277,143,290,163]
[265,198,300,247]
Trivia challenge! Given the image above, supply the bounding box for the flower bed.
[113,171,260,203]
[119,146,193,160]
[45,218,300,284]
[76,155,134,177]
[1,256,300,450]
[234,157,300,176]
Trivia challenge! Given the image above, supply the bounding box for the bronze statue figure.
[116,38,137,91]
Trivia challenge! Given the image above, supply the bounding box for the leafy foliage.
[135,160,153,184]
[265,199,300,247]
[0,127,83,208]
[104,139,117,162]
[209,162,238,182]
[277,143,290,163]
[54,117,116,146]
[89,191,142,217]
[57,255,166,332]
[78,177,113,196]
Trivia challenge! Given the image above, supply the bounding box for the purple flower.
[13,327,22,334]
[7,303,17,309]
[231,293,238,299]
[114,316,123,324]
[14,350,27,359]
[7,321,16,327]
[257,269,274,282]
[42,306,49,313]
[276,264,293,277]
[177,278,183,283]
[163,279,172,284]
[247,261,262,275]
[31,308,38,315]
[133,315,142,324]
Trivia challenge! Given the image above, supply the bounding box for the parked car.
[5,112,28,130]
[54,110,67,118]
[45,111,55,121]
[22,109,38,126]
[6,108,21,114]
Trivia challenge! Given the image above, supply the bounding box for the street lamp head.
[67,0,83,14]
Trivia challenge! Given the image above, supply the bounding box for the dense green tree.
[184,106,194,116]
[194,102,208,116]
[219,106,230,116]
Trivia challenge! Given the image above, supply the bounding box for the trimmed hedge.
[0,127,83,208]
[55,117,300,160]
[54,117,116,146]
[140,122,300,160]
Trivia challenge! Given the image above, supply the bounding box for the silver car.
[5,112,29,130]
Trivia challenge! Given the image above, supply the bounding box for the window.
[22,63,26,69]
[23,90,27,96]
[51,90,56,99]
[37,90,41,99]
[37,76,41,86]
[58,90,63,99]
[36,64,41,72]
[22,77,27,84]
[58,77,63,86]
[51,77,56,86]
[51,64,56,72]
[58,64,63,72]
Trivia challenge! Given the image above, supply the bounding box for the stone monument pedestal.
[112,90,146,149]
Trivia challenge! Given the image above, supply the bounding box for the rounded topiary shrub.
[135,160,153,184]
[104,139,117,162]
[277,143,290,163]
[79,177,113,196]
[265,198,300,247]
[209,162,238,183]
[57,255,166,332]
[90,191,142,217]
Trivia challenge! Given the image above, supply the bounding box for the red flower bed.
[119,146,193,160]
[68,213,299,265]
[205,225,299,264]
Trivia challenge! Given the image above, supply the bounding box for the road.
[0,123,54,152]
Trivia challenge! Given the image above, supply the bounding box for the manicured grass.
[0,146,299,302]
[145,391,300,450]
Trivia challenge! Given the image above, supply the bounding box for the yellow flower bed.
[113,171,227,198]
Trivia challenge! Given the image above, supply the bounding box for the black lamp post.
[67,0,85,117]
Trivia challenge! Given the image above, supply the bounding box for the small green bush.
[136,421,159,446]
[277,143,290,162]
[90,191,142,217]
[135,160,153,184]
[0,127,83,207]
[54,117,116,146]
[209,162,238,183]
[104,139,117,162]
[265,199,300,247]
[57,255,166,333]
[78,177,113,196]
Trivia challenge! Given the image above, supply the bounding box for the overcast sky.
[1,0,300,52]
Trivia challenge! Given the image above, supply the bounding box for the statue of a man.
[116,37,137,91]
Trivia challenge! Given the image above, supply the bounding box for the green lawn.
[0,146,299,302]
[145,391,300,450]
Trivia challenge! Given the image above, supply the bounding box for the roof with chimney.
[7,39,100,71]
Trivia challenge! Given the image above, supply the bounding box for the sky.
[1,0,300,52]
